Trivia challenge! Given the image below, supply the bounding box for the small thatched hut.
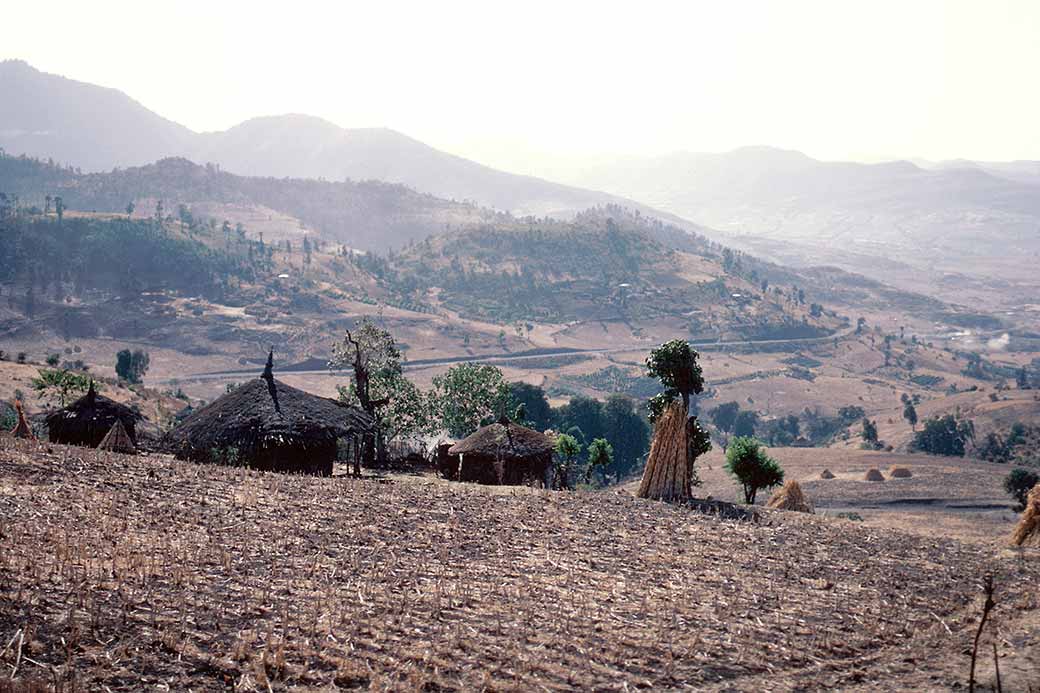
[11,401,35,440]
[889,466,913,478]
[766,480,814,513]
[46,382,140,448]
[98,419,137,454]
[164,353,372,476]
[1010,483,1040,548]
[864,468,885,482]
[819,469,835,479]
[446,417,553,485]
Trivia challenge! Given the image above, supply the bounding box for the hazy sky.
[5,0,1040,178]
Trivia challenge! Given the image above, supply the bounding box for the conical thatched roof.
[820,469,835,479]
[766,480,814,513]
[164,353,372,473]
[889,466,913,478]
[448,417,553,460]
[11,400,35,440]
[1010,483,1040,548]
[864,468,885,482]
[98,419,136,454]
[46,382,140,448]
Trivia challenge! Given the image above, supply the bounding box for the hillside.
[0,61,691,223]
[0,59,192,170]
[1,439,1037,691]
[571,146,1040,307]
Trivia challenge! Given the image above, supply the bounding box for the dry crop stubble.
[0,438,1037,691]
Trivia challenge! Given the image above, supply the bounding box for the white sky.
[4,0,1040,177]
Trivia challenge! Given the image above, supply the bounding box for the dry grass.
[766,480,814,513]
[1011,483,1040,548]
[1,439,1038,691]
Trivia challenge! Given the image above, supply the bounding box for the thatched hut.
[164,354,372,476]
[1010,483,1040,548]
[766,480,814,513]
[446,417,553,485]
[11,401,35,440]
[819,469,835,479]
[46,382,140,448]
[889,466,913,478]
[98,419,136,454]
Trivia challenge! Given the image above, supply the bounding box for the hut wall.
[48,411,138,449]
[457,450,550,486]
[181,440,338,477]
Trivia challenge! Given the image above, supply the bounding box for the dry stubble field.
[1,439,1038,691]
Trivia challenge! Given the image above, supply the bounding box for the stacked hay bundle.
[766,480,814,513]
[1010,483,1040,548]
[889,466,913,478]
[819,469,835,479]
[864,468,885,482]
[10,400,35,440]
[98,419,136,454]
[637,402,691,501]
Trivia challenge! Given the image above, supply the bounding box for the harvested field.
[1,439,1038,691]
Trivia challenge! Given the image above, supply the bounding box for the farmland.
[1,439,1037,691]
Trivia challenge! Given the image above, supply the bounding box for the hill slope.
[572,146,1040,303]
[0,60,690,223]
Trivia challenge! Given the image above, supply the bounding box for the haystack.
[446,417,553,485]
[163,353,372,476]
[889,466,913,478]
[637,401,691,501]
[864,468,885,482]
[10,400,35,440]
[820,469,835,479]
[766,479,814,513]
[98,419,136,454]
[46,382,139,448]
[1010,483,1040,548]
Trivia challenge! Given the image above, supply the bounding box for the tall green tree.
[586,438,614,485]
[330,317,402,465]
[115,349,150,384]
[602,394,650,482]
[433,363,508,438]
[903,402,918,430]
[556,396,605,444]
[553,433,581,490]
[645,339,704,411]
[507,382,553,431]
[912,415,974,457]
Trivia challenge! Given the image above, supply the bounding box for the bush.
[912,415,973,457]
[1004,468,1039,510]
[724,436,784,504]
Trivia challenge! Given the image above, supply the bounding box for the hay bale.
[10,400,35,440]
[889,466,913,478]
[637,402,690,501]
[819,469,835,479]
[98,419,136,454]
[864,468,885,482]
[766,479,814,513]
[1010,483,1040,548]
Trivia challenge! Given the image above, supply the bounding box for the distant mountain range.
[0,60,686,222]
[570,146,1040,302]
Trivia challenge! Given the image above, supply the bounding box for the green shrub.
[724,436,784,504]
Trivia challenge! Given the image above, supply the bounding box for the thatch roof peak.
[45,385,141,448]
[448,419,553,459]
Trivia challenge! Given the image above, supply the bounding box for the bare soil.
[1,439,1038,691]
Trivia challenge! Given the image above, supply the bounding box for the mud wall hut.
[446,417,553,485]
[46,383,140,448]
[163,354,372,476]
